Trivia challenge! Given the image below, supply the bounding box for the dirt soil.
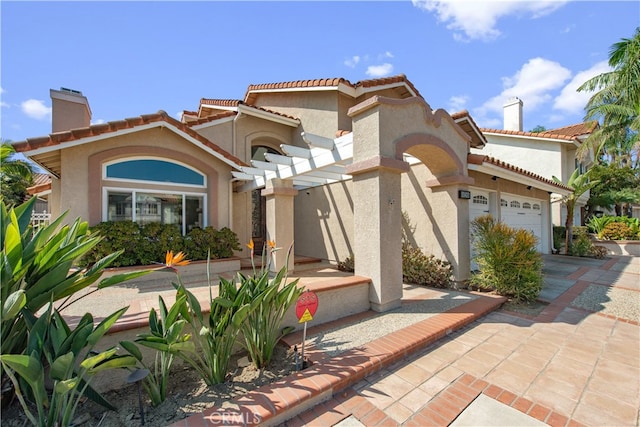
[2,345,296,427]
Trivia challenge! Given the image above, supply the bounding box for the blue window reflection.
[106,160,204,186]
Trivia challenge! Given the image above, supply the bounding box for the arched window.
[510,201,521,208]
[523,202,531,209]
[532,204,541,210]
[500,199,508,207]
[103,158,206,234]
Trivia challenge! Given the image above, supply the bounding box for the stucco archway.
[346,96,472,312]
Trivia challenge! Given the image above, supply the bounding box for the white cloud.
[366,63,394,78]
[91,119,105,125]
[448,95,469,112]
[381,51,394,59]
[553,60,610,114]
[0,86,8,108]
[344,55,361,68]
[21,99,52,120]
[412,0,568,41]
[481,57,571,115]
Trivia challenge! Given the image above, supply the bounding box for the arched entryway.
[251,144,281,253]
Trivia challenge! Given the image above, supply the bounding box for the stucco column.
[262,178,297,273]
[347,157,409,312]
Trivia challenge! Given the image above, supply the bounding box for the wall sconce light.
[526,185,532,190]
[491,176,498,181]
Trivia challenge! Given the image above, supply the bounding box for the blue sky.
[1,1,639,145]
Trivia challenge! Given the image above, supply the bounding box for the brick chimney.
[50,87,92,133]
[503,96,523,131]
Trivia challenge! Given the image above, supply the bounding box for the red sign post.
[295,291,319,370]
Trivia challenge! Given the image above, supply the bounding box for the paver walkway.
[283,254,639,427]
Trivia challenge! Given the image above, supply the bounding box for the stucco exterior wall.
[472,134,563,181]
[57,127,233,229]
[251,92,341,141]
[235,116,295,162]
[192,120,234,156]
[293,179,354,263]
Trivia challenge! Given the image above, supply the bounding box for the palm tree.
[0,141,35,206]
[577,28,640,162]
[553,169,599,255]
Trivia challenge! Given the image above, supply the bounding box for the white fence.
[31,212,52,231]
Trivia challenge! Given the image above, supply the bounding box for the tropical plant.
[120,292,195,407]
[239,240,302,369]
[1,198,153,361]
[0,141,35,206]
[0,304,136,427]
[578,28,640,164]
[586,163,640,217]
[470,215,543,302]
[552,168,599,255]
[159,251,251,385]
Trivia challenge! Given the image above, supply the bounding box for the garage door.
[500,196,543,251]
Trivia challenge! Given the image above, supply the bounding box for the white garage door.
[500,195,543,251]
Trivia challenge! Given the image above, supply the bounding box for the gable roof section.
[191,102,301,129]
[467,153,572,194]
[451,110,487,148]
[13,110,247,178]
[243,74,423,105]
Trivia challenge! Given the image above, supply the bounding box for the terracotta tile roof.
[336,130,352,137]
[468,154,572,191]
[480,127,579,142]
[13,110,248,168]
[546,121,598,137]
[182,110,199,116]
[188,110,237,126]
[200,99,242,107]
[451,110,487,148]
[27,173,52,195]
[243,74,423,104]
[189,102,299,127]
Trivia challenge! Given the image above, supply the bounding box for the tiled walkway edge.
[170,294,506,427]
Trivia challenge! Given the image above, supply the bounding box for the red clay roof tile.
[469,154,572,191]
[13,111,247,168]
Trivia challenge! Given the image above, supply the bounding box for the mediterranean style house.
[15,76,578,312]
[471,96,596,230]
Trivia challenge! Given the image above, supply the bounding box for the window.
[510,201,521,208]
[533,204,541,210]
[106,190,204,234]
[500,199,508,207]
[472,195,488,205]
[106,159,204,186]
[523,202,531,209]
[103,158,206,234]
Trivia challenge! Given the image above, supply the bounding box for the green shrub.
[601,222,637,240]
[470,215,543,302]
[553,226,566,253]
[140,222,184,265]
[81,222,241,267]
[184,226,241,260]
[570,230,594,257]
[402,246,453,288]
[82,221,143,267]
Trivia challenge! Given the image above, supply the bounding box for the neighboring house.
[471,97,597,230]
[14,76,572,312]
